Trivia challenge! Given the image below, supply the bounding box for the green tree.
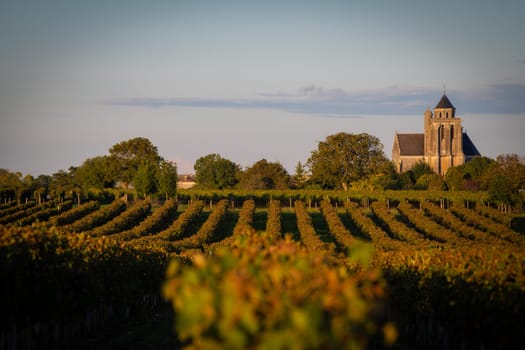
[445,166,467,191]
[486,154,525,207]
[75,156,115,190]
[445,156,495,191]
[0,169,23,203]
[109,137,162,188]
[414,173,443,190]
[158,160,178,199]
[291,162,308,189]
[34,175,52,203]
[307,132,390,190]
[369,162,403,190]
[464,156,495,188]
[487,174,514,206]
[238,159,290,190]
[194,154,240,189]
[50,170,75,203]
[133,161,158,198]
[410,161,434,181]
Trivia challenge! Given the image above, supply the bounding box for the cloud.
[105,84,525,116]
[454,84,525,114]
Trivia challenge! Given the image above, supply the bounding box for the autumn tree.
[194,154,240,189]
[238,159,290,190]
[307,132,390,190]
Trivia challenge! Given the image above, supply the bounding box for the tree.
[109,137,162,188]
[445,156,495,191]
[445,166,467,191]
[487,174,514,206]
[367,162,403,190]
[158,160,178,199]
[0,169,23,203]
[50,170,75,203]
[133,161,158,198]
[307,132,390,190]
[75,156,115,190]
[414,173,443,190]
[238,159,290,190]
[410,161,434,181]
[291,162,308,189]
[34,175,52,204]
[486,154,525,207]
[194,154,240,189]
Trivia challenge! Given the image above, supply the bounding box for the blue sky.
[1,0,524,175]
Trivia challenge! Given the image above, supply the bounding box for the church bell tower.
[424,94,464,174]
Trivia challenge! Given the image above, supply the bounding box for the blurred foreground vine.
[163,231,396,349]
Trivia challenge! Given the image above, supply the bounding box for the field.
[1,190,524,349]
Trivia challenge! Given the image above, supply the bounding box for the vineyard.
[1,190,524,349]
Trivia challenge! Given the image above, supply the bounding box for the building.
[392,94,480,175]
[177,174,196,189]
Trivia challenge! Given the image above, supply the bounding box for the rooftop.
[435,94,455,109]
[396,133,424,156]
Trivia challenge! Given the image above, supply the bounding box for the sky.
[1,0,524,175]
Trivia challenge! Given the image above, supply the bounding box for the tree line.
[0,137,177,204]
[1,134,524,209]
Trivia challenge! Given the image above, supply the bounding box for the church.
[392,94,480,175]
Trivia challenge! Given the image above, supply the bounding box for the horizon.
[1,1,524,176]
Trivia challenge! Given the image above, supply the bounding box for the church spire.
[435,94,455,110]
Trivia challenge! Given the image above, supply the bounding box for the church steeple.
[434,93,455,119]
[435,94,455,110]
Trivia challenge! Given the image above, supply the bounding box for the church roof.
[396,133,424,156]
[435,94,455,109]
[462,133,481,156]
